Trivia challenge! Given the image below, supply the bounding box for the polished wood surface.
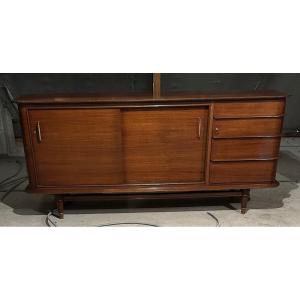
[213,118,283,138]
[214,100,285,118]
[211,138,281,161]
[16,90,286,104]
[123,107,208,183]
[29,108,123,186]
[26,181,279,194]
[18,91,286,216]
[210,161,276,184]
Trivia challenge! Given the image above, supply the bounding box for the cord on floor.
[45,211,159,227]
[97,222,159,227]
[45,211,221,227]
[0,177,28,202]
[0,159,23,187]
[206,212,220,227]
[0,176,28,191]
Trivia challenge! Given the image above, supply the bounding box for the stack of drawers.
[210,100,285,184]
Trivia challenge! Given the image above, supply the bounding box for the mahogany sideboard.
[17,91,286,218]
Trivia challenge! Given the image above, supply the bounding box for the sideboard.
[17,91,286,218]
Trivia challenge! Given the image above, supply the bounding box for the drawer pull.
[215,127,219,135]
[198,118,202,138]
[35,121,42,143]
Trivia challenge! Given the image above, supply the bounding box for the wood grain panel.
[29,108,123,186]
[123,107,209,183]
[17,91,287,104]
[214,100,285,118]
[213,118,283,138]
[211,138,281,161]
[210,161,276,184]
[27,181,279,194]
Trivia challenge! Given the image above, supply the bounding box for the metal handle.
[198,118,202,138]
[36,121,42,143]
[215,127,219,135]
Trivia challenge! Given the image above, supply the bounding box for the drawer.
[213,118,283,138]
[214,100,285,118]
[210,161,276,184]
[211,138,280,161]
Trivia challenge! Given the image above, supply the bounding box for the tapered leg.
[241,189,250,214]
[55,195,64,219]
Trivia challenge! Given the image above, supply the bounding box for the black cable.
[44,212,159,227]
[0,84,18,115]
[45,212,220,227]
[206,212,220,227]
[97,222,159,227]
[46,217,221,227]
[44,203,220,227]
[0,176,28,190]
[45,209,160,227]
[0,177,28,202]
[0,159,23,187]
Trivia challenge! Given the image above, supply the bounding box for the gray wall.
[0,73,299,131]
[162,74,300,131]
[0,74,153,95]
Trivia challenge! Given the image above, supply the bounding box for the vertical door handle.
[198,118,202,139]
[35,121,42,143]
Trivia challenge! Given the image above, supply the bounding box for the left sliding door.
[28,108,123,186]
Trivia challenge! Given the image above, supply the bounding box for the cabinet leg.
[241,189,250,214]
[56,196,64,219]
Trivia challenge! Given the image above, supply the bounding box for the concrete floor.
[0,137,300,226]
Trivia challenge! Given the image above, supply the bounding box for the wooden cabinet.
[17,91,286,218]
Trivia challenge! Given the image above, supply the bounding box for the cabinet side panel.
[19,105,37,189]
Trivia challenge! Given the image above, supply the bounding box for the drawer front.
[211,138,280,161]
[210,161,276,184]
[213,118,283,138]
[214,100,285,118]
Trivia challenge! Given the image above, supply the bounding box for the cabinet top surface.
[17,90,286,104]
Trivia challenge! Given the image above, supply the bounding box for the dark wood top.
[16,90,286,104]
